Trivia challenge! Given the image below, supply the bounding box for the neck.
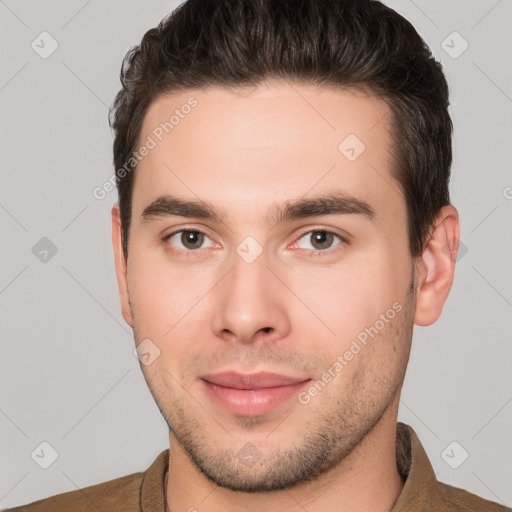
[165,412,404,512]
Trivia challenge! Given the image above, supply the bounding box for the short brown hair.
[109,0,452,261]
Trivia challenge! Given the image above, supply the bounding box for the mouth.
[199,371,312,416]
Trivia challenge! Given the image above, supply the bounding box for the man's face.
[115,82,418,491]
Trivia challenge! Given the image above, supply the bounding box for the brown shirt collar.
[139,422,509,511]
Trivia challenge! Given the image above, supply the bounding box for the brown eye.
[180,230,205,249]
[165,229,215,252]
[295,230,344,252]
[310,231,335,250]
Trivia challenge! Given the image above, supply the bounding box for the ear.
[111,203,134,328]
[414,204,460,326]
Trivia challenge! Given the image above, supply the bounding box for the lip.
[200,371,312,416]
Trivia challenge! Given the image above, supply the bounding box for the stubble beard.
[136,271,417,492]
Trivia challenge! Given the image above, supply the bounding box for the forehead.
[140,81,392,151]
[132,81,402,224]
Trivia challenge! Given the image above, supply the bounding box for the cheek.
[127,250,210,335]
[287,255,400,334]
[284,250,410,382]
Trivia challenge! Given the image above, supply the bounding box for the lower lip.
[200,379,312,416]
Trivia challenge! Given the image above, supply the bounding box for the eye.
[293,229,346,253]
[163,229,217,253]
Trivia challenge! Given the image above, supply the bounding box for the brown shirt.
[5,422,510,511]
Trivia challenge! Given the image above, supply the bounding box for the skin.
[111,80,459,512]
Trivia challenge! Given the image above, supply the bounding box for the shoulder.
[437,481,511,511]
[3,471,144,512]
[395,422,510,511]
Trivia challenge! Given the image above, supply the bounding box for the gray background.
[0,0,511,509]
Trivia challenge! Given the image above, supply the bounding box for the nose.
[211,249,291,346]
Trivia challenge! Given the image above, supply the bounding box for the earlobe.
[414,205,460,326]
[111,204,134,328]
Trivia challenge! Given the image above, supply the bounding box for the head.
[109,0,459,493]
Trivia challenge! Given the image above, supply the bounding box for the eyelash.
[162,227,348,258]
[293,229,348,256]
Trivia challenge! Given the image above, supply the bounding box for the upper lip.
[201,371,310,390]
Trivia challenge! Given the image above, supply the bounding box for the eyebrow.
[140,192,375,226]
